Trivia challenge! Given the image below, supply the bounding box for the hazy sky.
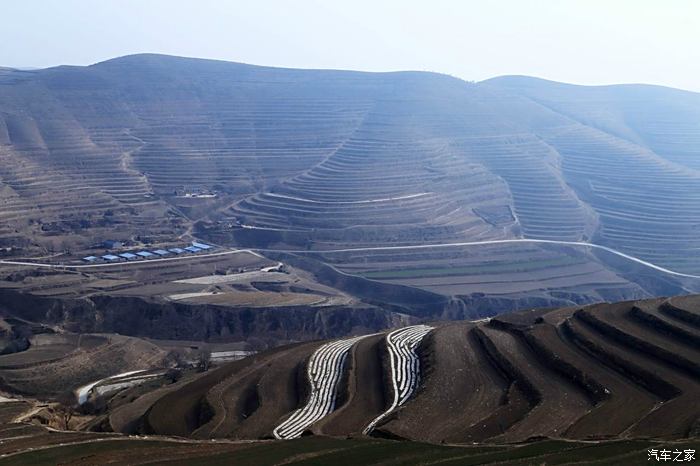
[4,0,699,91]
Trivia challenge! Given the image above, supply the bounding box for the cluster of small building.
[174,187,218,198]
[82,241,213,263]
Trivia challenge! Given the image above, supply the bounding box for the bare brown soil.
[63,295,700,444]
[143,341,320,439]
[0,334,165,398]
[315,333,386,436]
[377,324,508,443]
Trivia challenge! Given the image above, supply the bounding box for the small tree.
[196,350,211,372]
[56,391,77,430]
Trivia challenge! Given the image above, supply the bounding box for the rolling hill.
[1,295,698,464]
[48,295,700,443]
[1,54,700,320]
[2,53,700,464]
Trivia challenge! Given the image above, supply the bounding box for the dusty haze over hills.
[1,4,699,465]
[2,55,700,268]
[3,0,700,92]
[0,44,699,464]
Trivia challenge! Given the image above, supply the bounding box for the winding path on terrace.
[256,239,700,280]
[273,334,369,439]
[3,239,700,279]
[76,370,147,405]
[363,325,434,435]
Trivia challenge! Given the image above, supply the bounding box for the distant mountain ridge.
[1,53,699,305]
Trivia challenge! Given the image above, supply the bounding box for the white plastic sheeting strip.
[273,334,368,439]
[363,324,433,434]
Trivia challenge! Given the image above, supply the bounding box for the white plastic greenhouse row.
[363,325,434,435]
[272,324,434,439]
[273,334,369,440]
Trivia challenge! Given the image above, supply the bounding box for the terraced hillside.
[312,241,649,305]
[0,331,166,399]
[2,54,700,308]
[85,295,700,443]
[482,77,700,274]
